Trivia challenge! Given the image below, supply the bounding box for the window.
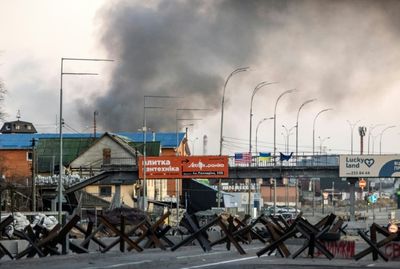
[27,152,33,161]
[16,125,20,130]
[99,186,112,197]
[103,148,111,165]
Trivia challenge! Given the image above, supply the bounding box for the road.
[2,243,400,269]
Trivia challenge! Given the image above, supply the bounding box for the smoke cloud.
[77,0,400,132]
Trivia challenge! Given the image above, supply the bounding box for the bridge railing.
[228,154,339,167]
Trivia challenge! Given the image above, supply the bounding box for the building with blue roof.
[0,131,186,184]
[0,132,185,150]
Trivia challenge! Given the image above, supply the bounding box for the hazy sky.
[1,0,400,156]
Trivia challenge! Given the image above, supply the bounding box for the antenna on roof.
[16,110,21,121]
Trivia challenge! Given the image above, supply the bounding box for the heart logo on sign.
[364,159,375,167]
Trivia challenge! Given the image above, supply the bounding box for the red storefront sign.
[138,156,229,179]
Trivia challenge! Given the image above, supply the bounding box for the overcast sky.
[1,0,400,156]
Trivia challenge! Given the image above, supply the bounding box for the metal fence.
[228,154,339,168]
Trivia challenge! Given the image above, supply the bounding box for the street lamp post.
[176,118,202,225]
[142,106,162,212]
[59,57,112,222]
[379,125,396,154]
[218,67,248,212]
[295,99,315,214]
[282,125,295,154]
[281,133,287,154]
[249,82,277,154]
[142,95,181,212]
[318,136,331,154]
[347,120,360,154]
[295,99,316,161]
[273,89,296,164]
[372,134,380,154]
[175,108,210,225]
[312,109,332,155]
[368,124,384,154]
[255,117,274,157]
[220,67,249,155]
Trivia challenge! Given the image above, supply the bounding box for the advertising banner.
[339,155,400,178]
[138,155,229,179]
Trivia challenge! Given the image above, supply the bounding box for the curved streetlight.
[249,82,277,154]
[294,98,316,214]
[312,108,333,155]
[59,57,113,222]
[368,124,384,154]
[220,67,249,155]
[295,99,315,213]
[273,89,296,164]
[380,125,396,154]
[295,99,316,160]
[347,120,360,154]
[255,117,274,156]
[371,133,380,154]
[318,136,331,154]
[282,124,296,154]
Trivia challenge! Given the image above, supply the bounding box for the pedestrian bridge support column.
[347,177,358,222]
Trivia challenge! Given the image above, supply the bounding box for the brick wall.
[0,149,32,183]
[261,185,297,203]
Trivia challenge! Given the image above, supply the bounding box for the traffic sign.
[368,194,378,204]
[359,178,366,189]
[388,223,398,234]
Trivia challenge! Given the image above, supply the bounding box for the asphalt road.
[2,243,400,269]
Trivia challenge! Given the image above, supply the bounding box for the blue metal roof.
[0,132,185,149]
[117,132,185,148]
[0,133,36,149]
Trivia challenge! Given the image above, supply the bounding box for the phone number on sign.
[347,171,371,176]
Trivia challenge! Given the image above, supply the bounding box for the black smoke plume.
[77,0,400,131]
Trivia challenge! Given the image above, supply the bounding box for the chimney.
[203,135,208,155]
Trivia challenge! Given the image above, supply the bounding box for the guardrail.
[228,154,339,168]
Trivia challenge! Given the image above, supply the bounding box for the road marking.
[179,256,269,269]
[177,251,229,259]
[83,260,152,269]
[177,245,265,260]
[367,264,375,267]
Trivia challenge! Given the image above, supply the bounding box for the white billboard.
[339,155,400,178]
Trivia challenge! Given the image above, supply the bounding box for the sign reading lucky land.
[339,155,400,178]
[138,156,229,179]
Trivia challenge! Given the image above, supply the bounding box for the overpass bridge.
[227,154,339,179]
[37,154,341,201]
[68,154,341,188]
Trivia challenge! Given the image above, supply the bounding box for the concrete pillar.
[347,177,358,221]
[114,183,121,208]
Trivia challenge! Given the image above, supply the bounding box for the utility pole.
[31,138,37,212]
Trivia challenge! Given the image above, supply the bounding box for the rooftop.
[0,132,185,149]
